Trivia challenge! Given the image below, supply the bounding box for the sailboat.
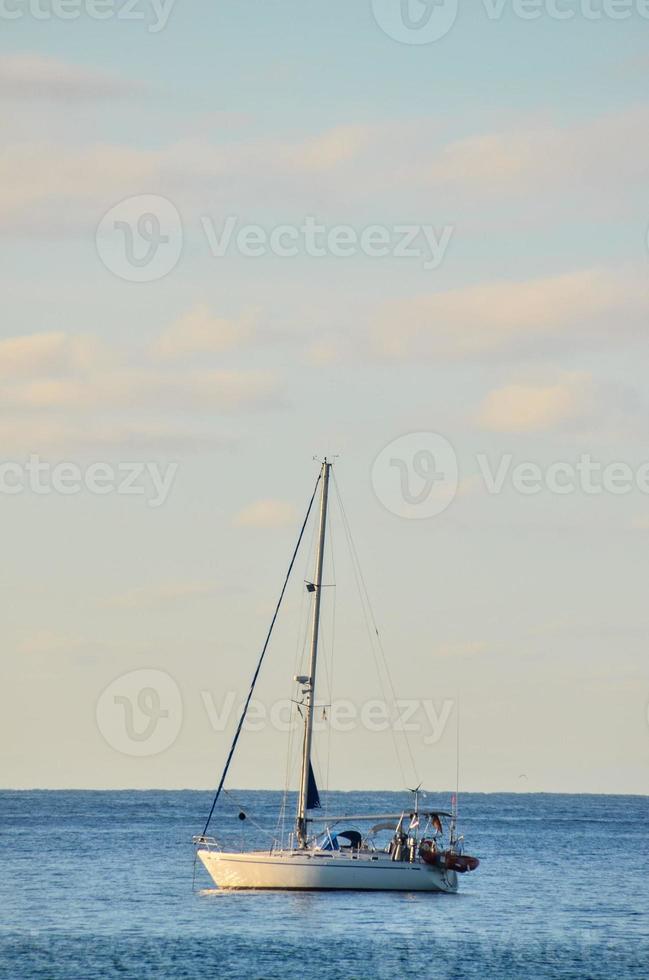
[194,459,479,892]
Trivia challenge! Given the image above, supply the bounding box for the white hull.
[198,848,458,892]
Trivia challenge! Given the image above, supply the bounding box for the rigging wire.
[454,693,460,840]
[313,611,334,818]
[221,789,277,844]
[331,474,407,786]
[200,470,322,837]
[323,510,337,817]
[277,701,294,844]
[294,508,318,670]
[332,470,420,789]
[278,505,321,843]
[278,540,311,843]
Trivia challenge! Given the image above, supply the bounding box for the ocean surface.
[1,790,648,979]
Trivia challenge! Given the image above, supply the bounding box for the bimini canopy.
[310,811,453,823]
[369,820,400,834]
[322,830,363,851]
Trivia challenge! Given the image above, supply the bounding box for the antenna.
[452,695,460,844]
[408,782,422,814]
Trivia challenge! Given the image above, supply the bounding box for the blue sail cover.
[307,763,321,809]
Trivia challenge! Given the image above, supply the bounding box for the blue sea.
[1,791,648,979]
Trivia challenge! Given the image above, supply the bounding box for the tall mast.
[296,458,331,846]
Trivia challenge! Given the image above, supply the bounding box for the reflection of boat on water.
[194,459,480,892]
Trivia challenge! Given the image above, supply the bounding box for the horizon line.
[2,787,647,797]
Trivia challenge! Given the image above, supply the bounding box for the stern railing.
[193,834,220,851]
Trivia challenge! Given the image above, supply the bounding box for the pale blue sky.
[2,1,648,794]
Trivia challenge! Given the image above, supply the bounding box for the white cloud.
[18,630,78,656]
[0,122,372,232]
[0,331,104,377]
[435,641,488,658]
[421,105,649,197]
[156,305,258,358]
[287,124,373,173]
[0,53,145,100]
[477,373,593,433]
[0,418,231,455]
[0,325,281,454]
[0,142,158,228]
[234,499,297,528]
[0,367,279,413]
[372,270,647,361]
[104,581,219,609]
[17,630,107,674]
[3,104,649,234]
[304,339,345,366]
